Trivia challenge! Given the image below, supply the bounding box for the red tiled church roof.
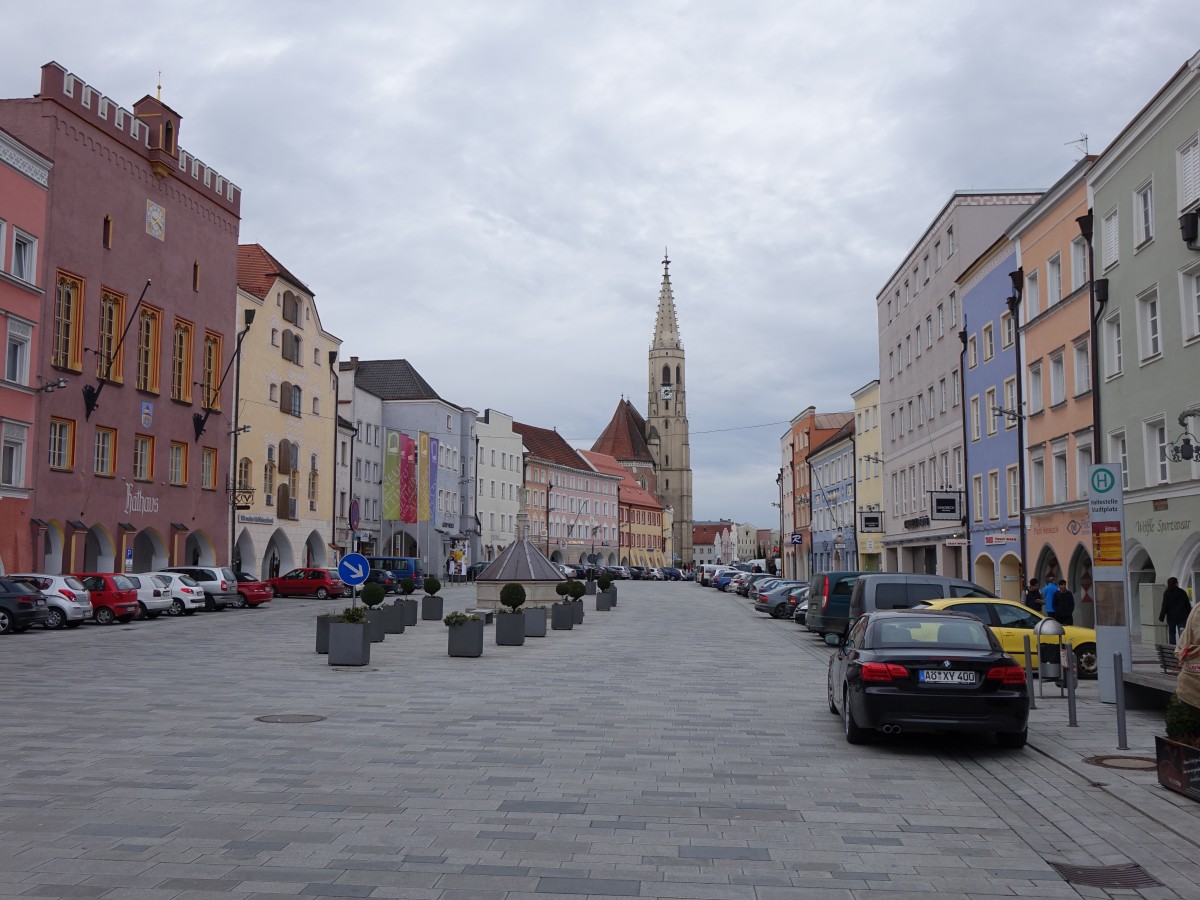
[579,450,663,510]
[591,399,654,463]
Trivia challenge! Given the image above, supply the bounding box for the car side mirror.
[825,633,842,647]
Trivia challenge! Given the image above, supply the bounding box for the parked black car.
[628,566,646,580]
[661,567,683,581]
[467,561,489,580]
[364,569,399,593]
[0,577,51,634]
[827,609,1030,747]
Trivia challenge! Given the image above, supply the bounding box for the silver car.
[11,574,93,629]
[148,572,206,616]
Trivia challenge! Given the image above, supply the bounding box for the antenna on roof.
[1065,133,1088,157]
[156,71,162,101]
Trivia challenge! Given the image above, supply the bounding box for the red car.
[233,572,273,608]
[74,573,139,625]
[268,567,344,599]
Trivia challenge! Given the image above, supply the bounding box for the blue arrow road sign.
[338,552,370,586]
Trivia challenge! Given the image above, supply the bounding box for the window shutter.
[279,382,291,414]
[1182,139,1199,208]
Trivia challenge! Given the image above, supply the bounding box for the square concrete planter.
[315,614,336,654]
[495,612,525,646]
[382,603,406,634]
[421,595,444,621]
[551,603,574,630]
[1156,735,1200,801]
[572,601,584,625]
[364,608,387,643]
[328,622,370,666]
[524,607,547,637]
[595,592,612,611]
[401,597,419,626]
[447,619,484,657]
[600,588,617,608]
[585,581,597,595]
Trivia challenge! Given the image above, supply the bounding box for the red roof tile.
[237,243,314,299]
[591,399,654,463]
[513,421,591,472]
[579,450,663,510]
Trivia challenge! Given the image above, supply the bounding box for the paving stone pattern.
[0,582,1197,898]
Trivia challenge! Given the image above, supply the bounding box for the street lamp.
[588,517,598,574]
[225,307,255,570]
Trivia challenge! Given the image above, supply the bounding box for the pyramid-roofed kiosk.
[474,501,565,608]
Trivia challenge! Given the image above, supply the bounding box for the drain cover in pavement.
[1049,862,1162,888]
[255,714,326,724]
[1082,755,1157,770]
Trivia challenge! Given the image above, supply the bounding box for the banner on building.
[383,430,401,521]
[429,436,439,523]
[400,433,417,523]
[417,431,430,523]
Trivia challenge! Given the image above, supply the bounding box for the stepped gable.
[592,398,654,463]
[476,537,563,583]
[693,522,727,546]
[512,421,590,470]
[237,244,314,299]
[349,359,445,403]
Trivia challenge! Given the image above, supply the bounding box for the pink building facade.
[0,63,241,574]
[1011,159,1097,626]
[0,128,51,573]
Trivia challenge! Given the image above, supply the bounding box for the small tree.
[499,582,527,613]
[597,572,613,592]
[423,576,441,596]
[338,605,367,624]
[360,583,386,608]
[399,577,416,596]
[555,582,571,601]
[567,579,586,601]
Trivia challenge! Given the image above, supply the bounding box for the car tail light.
[220,580,229,590]
[987,665,1027,686]
[153,589,162,597]
[813,576,829,610]
[861,662,909,682]
[61,589,76,601]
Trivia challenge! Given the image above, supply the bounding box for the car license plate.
[920,670,976,685]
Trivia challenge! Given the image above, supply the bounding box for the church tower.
[645,253,694,567]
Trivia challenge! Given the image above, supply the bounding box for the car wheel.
[843,686,870,744]
[0,610,13,634]
[45,608,66,630]
[137,602,148,620]
[1074,643,1098,680]
[771,604,788,619]
[233,594,247,609]
[203,594,214,611]
[315,587,329,600]
[996,728,1028,749]
[827,667,839,715]
[95,607,115,626]
[169,599,184,616]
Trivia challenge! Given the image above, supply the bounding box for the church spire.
[652,249,682,350]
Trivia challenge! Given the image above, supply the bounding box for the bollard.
[1023,634,1036,710]
[1064,642,1077,727]
[1114,651,1128,750]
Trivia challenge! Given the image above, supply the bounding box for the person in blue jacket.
[1041,576,1059,617]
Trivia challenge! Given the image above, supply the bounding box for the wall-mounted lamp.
[193,307,254,441]
[1180,211,1200,251]
[37,376,69,394]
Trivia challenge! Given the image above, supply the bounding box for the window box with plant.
[496,583,526,646]
[445,611,483,657]
[328,605,370,666]
[421,576,443,621]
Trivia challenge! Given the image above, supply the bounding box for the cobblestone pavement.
[1,581,1197,899]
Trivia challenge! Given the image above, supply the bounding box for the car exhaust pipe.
[881,724,901,735]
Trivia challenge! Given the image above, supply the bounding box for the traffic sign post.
[338,552,370,607]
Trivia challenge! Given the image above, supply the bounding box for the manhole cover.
[255,714,326,724]
[1082,755,1157,770]
[1049,862,1162,888]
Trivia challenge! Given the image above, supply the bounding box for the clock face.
[659,386,673,400]
[146,200,166,240]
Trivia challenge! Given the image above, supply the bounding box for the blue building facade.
[809,422,857,574]
[960,240,1024,600]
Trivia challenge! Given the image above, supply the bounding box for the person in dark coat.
[1053,579,1075,626]
[1160,577,1193,643]
[1023,577,1043,611]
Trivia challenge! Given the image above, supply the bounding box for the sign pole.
[1088,464,1130,704]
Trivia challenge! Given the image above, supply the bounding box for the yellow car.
[918,598,1098,679]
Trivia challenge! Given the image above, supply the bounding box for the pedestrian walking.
[1160,577,1193,644]
[1174,600,1200,709]
[1041,576,1058,618]
[1053,579,1075,626]
[1023,577,1043,611]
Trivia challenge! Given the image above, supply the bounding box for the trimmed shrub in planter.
[398,578,418,626]
[551,602,574,630]
[496,583,527,646]
[596,590,612,611]
[421,576,443,620]
[445,611,483,657]
[328,606,370,666]
[1157,695,1200,801]
[361,583,388,643]
[568,580,586,624]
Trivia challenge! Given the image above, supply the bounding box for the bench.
[466,608,494,624]
[1156,643,1182,675]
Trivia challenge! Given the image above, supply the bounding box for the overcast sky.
[6,3,1200,530]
